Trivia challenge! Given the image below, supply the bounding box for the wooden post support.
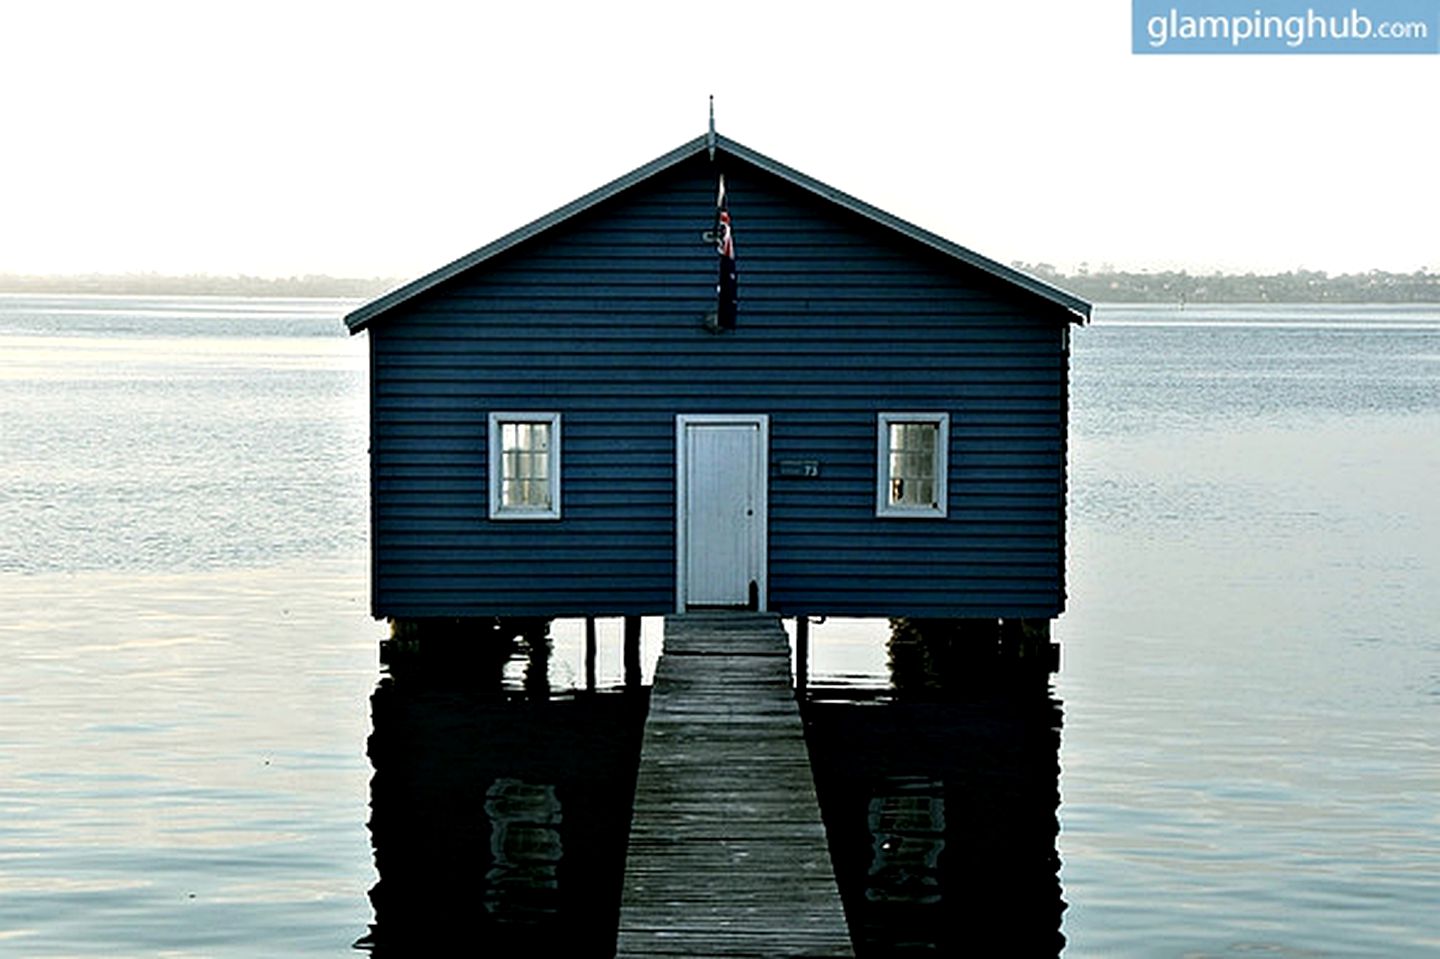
[795,616,810,694]
[520,619,551,702]
[999,617,1058,679]
[623,616,642,689]
[585,616,597,693]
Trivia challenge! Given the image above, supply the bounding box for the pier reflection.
[355,621,648,956]
[801,619,1066,957]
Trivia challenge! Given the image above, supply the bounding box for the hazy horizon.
[5,265,1438,309]
[2,262,1436,286]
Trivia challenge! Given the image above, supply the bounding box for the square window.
[489,412,561,520]
[876,413,949,517]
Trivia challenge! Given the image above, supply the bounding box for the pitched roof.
[344,133,1091,333]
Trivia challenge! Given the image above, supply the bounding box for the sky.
[3,1,1435,280]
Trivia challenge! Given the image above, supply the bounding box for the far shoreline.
[2,267,1438,304]
[0,273,399,299]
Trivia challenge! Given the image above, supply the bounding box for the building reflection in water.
[356,616,1063,956]
[355,619,648,956]
[801,618,1066,957]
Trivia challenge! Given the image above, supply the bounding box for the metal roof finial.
[707,95,716,161]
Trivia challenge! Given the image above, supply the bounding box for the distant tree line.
[0,273,399,298]
[1014,264,1440,303]
[5,267,1439,303]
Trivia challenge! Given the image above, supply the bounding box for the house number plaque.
[778,460,821,478]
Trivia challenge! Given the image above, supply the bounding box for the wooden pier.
[616,613,853,958]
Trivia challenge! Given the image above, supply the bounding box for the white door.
[677,415,767,610]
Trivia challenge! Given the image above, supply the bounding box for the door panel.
[678,416,767,609]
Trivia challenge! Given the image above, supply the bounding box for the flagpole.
[707,94,716,162]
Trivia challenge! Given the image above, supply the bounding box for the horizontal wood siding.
[369,156,1070,619]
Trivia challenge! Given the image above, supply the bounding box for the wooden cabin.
[345,131,1089,624]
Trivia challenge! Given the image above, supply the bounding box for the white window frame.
[876,412,949,518]
[488,412,562,520]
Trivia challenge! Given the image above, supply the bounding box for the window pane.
[500,421,553,509]
[887,421,939,507]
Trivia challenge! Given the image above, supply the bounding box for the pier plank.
[616,613,853,958]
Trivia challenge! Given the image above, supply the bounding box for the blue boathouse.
[345,131,1089,623]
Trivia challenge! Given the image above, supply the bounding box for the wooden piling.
[623,615,642,689]
[585,616,598,693]
[795,615,810,693]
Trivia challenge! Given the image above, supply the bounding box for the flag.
[714,174,737,330]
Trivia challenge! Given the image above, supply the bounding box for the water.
[1058,304,1440,957]
[801,660,1065,957]
[1,295,1437,955]
[361,650,650,956]
[0,295,371,574]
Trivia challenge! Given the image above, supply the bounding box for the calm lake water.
[1,294,1436,956]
